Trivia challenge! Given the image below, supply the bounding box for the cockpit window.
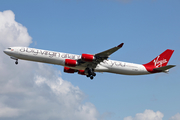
[8,48,11,50]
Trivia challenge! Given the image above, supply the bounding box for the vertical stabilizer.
[143,49,174,73]
[143,49,174,68]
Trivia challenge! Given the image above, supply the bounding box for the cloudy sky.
[0,0,180,120]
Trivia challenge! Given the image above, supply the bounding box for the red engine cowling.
[81,54,95,62]
[65,59,77,67]
[78,70,86,75]
[64,67,75,73]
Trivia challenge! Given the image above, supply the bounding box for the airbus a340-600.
[4,43,175,80]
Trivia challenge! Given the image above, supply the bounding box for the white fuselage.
[4,47,150,75]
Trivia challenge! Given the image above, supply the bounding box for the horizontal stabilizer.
[153,65,176,71]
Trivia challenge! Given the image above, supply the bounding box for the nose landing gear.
[10,56,18,65]
[15,59,18,65]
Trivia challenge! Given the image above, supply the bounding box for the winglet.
[117,43,124,48]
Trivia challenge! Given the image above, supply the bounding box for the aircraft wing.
[95,43,124,58]
[78,43,124,68]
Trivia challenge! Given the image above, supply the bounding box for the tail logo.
[153,56,167,67]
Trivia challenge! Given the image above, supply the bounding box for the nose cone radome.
[3,48,11,55]
[3,49,8,54]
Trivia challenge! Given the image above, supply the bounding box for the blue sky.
[0,0,180,120]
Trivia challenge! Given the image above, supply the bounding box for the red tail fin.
[143,49,174,73]
[143,49,174,68]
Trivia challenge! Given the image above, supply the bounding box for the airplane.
[3,43,175,80]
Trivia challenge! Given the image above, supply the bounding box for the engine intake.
[81,54,95,62]
[65,59,77,67]
[64,67,75,73]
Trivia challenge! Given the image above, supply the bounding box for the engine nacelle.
[65,59,77,67]
[81,54,95,62]
[78,70,86,75]
[64,67,75,73]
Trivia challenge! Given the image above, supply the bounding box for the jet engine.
[65,59,77,67]
[78,70,85,75]
[64,67,75,73]
[81,54,95,62]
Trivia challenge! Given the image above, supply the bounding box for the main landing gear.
[85,68,96,80]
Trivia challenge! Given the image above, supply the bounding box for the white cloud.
[123,109,164,120]
[0,10,99,120]
[169,113,180,120]
[0,10,32,47]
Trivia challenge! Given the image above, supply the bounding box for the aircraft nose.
[3,49,8,54]
[3,48,11,55]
